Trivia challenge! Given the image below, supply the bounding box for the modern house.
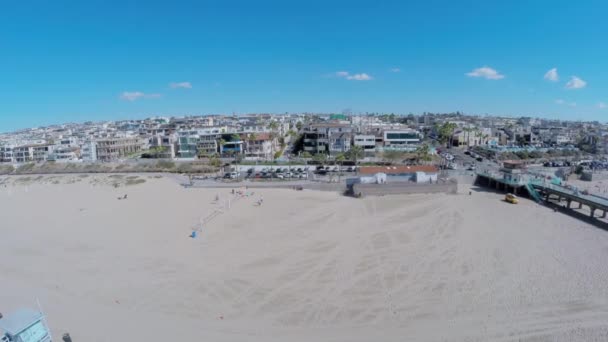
[219,133,244,156]
[177,128,225,158]
[149,135,178,158]
[382,129,422,150]
[329,132,352,154]
[48,146,80,162]
[303,124,353,155]
[353,134,377,153]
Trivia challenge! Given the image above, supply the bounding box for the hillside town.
[0,113,606,166]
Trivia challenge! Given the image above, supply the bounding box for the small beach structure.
[0,308,51,342]
[358,165,439,183]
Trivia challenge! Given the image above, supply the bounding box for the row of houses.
[0,130,281,163]
[302,124,423,155]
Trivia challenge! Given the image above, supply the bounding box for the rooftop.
[0,308,44,335]
[359,165,438,175]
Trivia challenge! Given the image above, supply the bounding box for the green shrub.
[16,163,35,173]
[156,160,176,169]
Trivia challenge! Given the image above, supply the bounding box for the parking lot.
[221,164,360,181]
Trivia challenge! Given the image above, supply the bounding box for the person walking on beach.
[259,195,264,206]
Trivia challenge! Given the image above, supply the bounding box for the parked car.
[224,171,240,179]
[505,193,519,204]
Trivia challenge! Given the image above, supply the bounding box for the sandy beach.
[2,174,608,341]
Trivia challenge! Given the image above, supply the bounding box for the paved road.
[442,147,500,173]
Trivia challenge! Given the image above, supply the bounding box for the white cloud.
[544,68,559,82]
[598,102,607,109]
[390,68,401,73]
[346,73,372,81]
[120,91,162,101]
[169,81,192,89]
[465,66,505,80]
[335,71,373,81]
[555,99,576,107]
[565,76,586,89]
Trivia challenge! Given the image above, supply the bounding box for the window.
[386,133,419,140]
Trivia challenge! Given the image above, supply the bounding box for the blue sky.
[1,0,607,131]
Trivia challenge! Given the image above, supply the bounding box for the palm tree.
[473,128,482,146]
[218,138,226,156]
[247,132,258,158]
[463,127,472,147]
[382,150,403,164]
[348,145,364,164]
[268,121,280,160]
[335,153,346,182]
[312,153,327,163]
[415,144,432,164]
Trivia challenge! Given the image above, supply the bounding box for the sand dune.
[2,175,608,341]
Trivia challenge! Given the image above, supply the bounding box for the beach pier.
[529,182,608,219]
[476,169,608,221]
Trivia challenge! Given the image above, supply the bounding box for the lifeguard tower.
[0,308,52,342]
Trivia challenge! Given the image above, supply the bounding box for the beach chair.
[0,308,51,342]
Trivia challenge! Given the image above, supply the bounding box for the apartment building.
[0,146,14,163]
[80,141,97,162]
[244,133,275,160]
[329,132,352,154]
[96,137,145,162]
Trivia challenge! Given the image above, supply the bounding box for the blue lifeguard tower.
[0,308,52,342]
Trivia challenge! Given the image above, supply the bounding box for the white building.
[353,134,376,152]
[49,146,80,162]
[149,135,178,158]
[0,145,14,163]
[80,141,97,162]
[244,133,275,160]
[383,129,422,147]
